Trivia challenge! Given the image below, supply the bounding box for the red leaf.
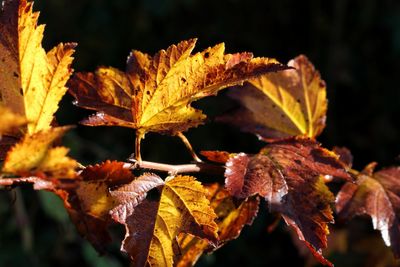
[224,138,350,266]
[336,164,400,258]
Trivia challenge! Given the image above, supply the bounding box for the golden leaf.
[2,126,77,178]
[176,183,259,267]
[0,105,27,135]
[0,0,76,133]
[221,55,327,139]
[68,39,287,151]
[110,175,218,267]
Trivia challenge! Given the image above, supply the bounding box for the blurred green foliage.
[1,0,400,266]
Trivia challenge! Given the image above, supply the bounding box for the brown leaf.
[110,175,218,267]
[200,150,231,164]
[224,138,350,266]
[68,39,287,145]
[176,183,259,267]
[220,55,326,140]
[336,164,400,257]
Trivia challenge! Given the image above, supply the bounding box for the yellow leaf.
[111,175,218,267]
[222,55,327,139]
[39,147,77,178]
[69,39,286,140]
[176,183,259,267]
[0,0,76,133]
[69,161,135,219]
[0,105,27,135]
[2,126,76,177]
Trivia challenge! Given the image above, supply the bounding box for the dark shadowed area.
[0,0,399,266]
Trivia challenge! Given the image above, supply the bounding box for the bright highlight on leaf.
[0,0,76,134]
[220,55,327,139]
[68,38,288,159]
[336,163,400,257]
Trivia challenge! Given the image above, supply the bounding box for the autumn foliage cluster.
[0,0,399,266]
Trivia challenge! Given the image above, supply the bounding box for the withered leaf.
[2,126,77,178]
[110,175,218,267]
[0,0,76,134]
[336,163,400,257]
[68,39,287,145]
[220,55,326,139]
[224,138,350,266]
[176,183,259,267]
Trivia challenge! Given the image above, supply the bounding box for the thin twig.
[177,132,202,162]
[126,159,224,176]
[0,177,42,186]
[134,132,143,161]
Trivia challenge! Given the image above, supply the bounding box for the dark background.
[1,0,400,266]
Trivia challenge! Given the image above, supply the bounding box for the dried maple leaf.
[220,55,326,140]
[336,163,400,257]
[2,126,77,178]
[110,175,218,267]
[68,39,287,158]
[223,138,351,266]
[176,183,259,267]
[0,0,76,134]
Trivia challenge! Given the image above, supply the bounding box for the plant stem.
[135,132,143,161]
[0,177,42,186]
[126,159,224,176]
[177,132,202,162]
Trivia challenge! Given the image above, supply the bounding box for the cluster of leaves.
[0,0,399,266]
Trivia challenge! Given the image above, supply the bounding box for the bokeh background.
[1,0,400,266]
